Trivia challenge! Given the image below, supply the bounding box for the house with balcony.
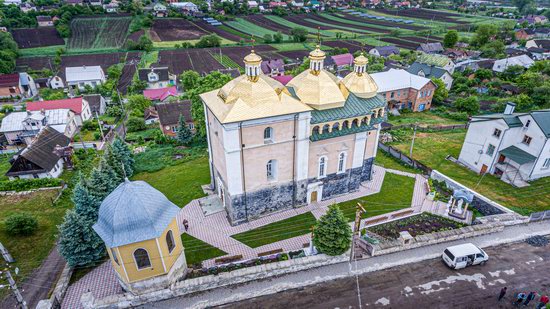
[458,103,550,187]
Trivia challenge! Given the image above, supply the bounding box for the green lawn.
[181,233,226,266]
[231,212,317,248]
[0,190,68,296]
[387,112,466,127]
[338,173,415,221]
[132,155,210,207]
[225,18,290,39]
[264,15,338,37]
[375,149,419,174]
[0,154,12,181]
[387,130,550,215]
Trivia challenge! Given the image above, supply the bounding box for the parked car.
[442,243,489,269]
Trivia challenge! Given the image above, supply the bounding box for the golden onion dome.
[354,53,368,66]
[309,45,326,60]
[218,74,285,106]
[287,69,347,110]
[244,50,262,64]
[341,71,379,99]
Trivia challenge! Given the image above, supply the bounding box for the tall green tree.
[454,96,480,115]
[431,78,448,105]
[514,0,535,15]
[87,160,119,202]
[443,30,459,48]
[181,70,200,90]
[313,204,352,256]
[58,210,105,267]
[110,137,135,178]
[290,27,308,42]
[72,176,99,222]
[176,114,193,145]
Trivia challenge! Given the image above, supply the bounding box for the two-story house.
[65,66,106,90]
[138,67,177,89]
[458,103,550,187]
[407,61,454,90]
[26,97,92,126]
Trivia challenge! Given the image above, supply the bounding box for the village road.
[220,241,550,309]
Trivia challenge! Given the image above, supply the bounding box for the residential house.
[0,74,22,99]
[104,3,119,12]
[416,53,455,73]
[505,47,528,57]
[330,53,354,71]
[26,97,92,125]
[407,62,453,90]
[517,15,548,25]
[528,47,550,60]
[443,49,472,61]
[271,75,293,85]
[19,72,37,97]
[49,76,65,89]
[260,59,285,76]
[65,66,106,90]
[143,86,178,102]
[83,94,106,116]
[153,3,168,17]
[3,0,22,5]
[156,101,194,137]
[20,2,37,12]
[371,68,436,112]
[144,107,159,125]
[291,0,304,7]
[0,109,78,145]
[5,126,70,180]
[138,67,176,89]
[458,103,550,187]
[417,42,444,54]
[369,46,399,58]
[65,0,83,5]
[492,54,534,73]
[534,28,550,39]
[36,15,53,27]
[515,28,535,41]
[248,0,259,8]
[170,2,198,12]
[89,0,102,6]
[525,39,550,50]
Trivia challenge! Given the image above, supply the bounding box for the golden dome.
[244,50,262,64]
[341,71,379,99]
[287,69,347,110]
[354,53,368,66]
[309,45,326,60]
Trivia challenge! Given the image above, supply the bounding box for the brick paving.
[61,262,122,309]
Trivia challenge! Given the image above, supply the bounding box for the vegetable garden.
[67,17,132,50]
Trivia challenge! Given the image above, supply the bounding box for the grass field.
[0,154,12,181]
[181,233,227,266]
[231,212,317,248]
[263,15,338,37]
[18,45,66,57]
[338,173,415,221]
[387,112,466,126]
[303,18,378,35]
[386,130,550,215]
[225,18,290,39]
[153,38,234,48]
[132,155,210,207]
[211,52,242,70]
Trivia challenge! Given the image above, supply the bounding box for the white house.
[26,97,92,126]
[3,0,22,5]
[407,61,454,90]
[170,2,198,12]
[65,66,106,90]
[49,76,65,89]
[5,126,70,180]
[492,55,535,73]
[458,103,550,187]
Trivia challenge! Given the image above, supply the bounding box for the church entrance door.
[310,191,318,203]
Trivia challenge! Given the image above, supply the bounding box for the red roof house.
[0,73,22,98]
[331,53,354,67]
[27,97,92,123]
[143,86,178,101]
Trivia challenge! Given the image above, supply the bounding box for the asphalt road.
[219,241,550,309]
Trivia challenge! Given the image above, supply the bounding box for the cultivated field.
[11,27,65,49]
[323,40,372,53]
[194,20,244,42]
[150,19,208,41]
[375,8,469,24]
[68,17,132,50]
[118,52,142,94]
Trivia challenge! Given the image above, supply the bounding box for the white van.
[442,243,489,270]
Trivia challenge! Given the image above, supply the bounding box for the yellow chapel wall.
[363,129,378,159]
[156,219,183,271]
[308,134,356,178]
[207,109,228,184]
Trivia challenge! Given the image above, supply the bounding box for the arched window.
[312,126,320,135]
[338,152,347,173]
[342,120,349,129]
[332,122,340,131]
[166,230,175,253]
[318,156,327,178]
[264,127,273,142]
[352,119,359,127]
[322,124,330,134]
[133,248,151,270]
[267,159,277,181]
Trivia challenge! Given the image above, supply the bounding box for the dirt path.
[1,245,66,309]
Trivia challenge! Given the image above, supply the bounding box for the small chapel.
[200,45,387,225]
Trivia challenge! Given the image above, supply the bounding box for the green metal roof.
[310,93,386,124]
[473,113,524,128]
[407,62,448,79]
[531,109,550,137]
[417,53,451,67]
[310,116,385,141]
[499,145,537,165]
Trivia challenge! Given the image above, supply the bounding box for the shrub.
[0,178,63,192]
[127,117,146,132]
[5,213,38,236]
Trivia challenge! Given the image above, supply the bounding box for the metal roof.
[499,145,537,165]
[311,92,385,124]
[407,62,448,79]
[371,69,433,92]
[310,116,385,142]
[93,180,181,248]
[531,109,550,137]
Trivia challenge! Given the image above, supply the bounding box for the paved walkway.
[141,221,550,309]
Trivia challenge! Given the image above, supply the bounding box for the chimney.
[504,102,516,115]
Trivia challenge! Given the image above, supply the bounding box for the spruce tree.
[111,137,134,177]
[87,161,118,202]
[313,204,352,256]
[176,114,193,145]
[58,210,105,267]
[72,177,99,222]
[105,146,125,180]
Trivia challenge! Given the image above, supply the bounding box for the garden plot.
[16,56,54,71]
[11,27,65,49]
[117,52,142,94]
[323,40,373,53]
[333,13,427,31]
[244,15,293,35]
[264,15,337,37]
[304,14,391,34]
[401,36,442,44]
[68,17,132,50]
[375,8,469,24]
[224,18,283,38]
[194,20,244,42]
[150,19,208,41]
[157,49,224,75]
[379,37,420,49]
[367,213,465,240]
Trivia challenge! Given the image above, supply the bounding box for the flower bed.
[367,213,465,239]
[185,253,290,279]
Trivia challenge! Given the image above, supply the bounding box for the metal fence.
[529,210,550,222]
[378,142,432,175]
[382,123,467,132]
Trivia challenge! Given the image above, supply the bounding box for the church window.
[338,152,347,173]
[264,127,273,142]
[318,156,327,178]
[267,159,277,181]
[134,248,151,270]
[166,230,175,253]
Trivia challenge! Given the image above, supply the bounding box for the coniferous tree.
[58,210,105,267]
[72,177,99,222]
[313,204,352,256]
[87,161,118,202]
[176,114,193,145]
[111,137,134,177]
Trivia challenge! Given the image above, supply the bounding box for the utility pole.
[409,123,418,159]
[350,203,366,263]
[95,111,106,142]
[2,269,27,309]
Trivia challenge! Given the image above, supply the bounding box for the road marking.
[525,260,536,265]
[503,268,515,275]
[489,271,501,277]
[374,297,390,306]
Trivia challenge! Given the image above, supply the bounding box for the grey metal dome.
[93,179,180,248]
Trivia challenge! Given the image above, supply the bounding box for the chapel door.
[311,191,318,203]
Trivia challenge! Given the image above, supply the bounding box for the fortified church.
[200,45,387,225]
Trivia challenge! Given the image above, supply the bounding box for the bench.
[214,254,243,264]
[257,248,283,257]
